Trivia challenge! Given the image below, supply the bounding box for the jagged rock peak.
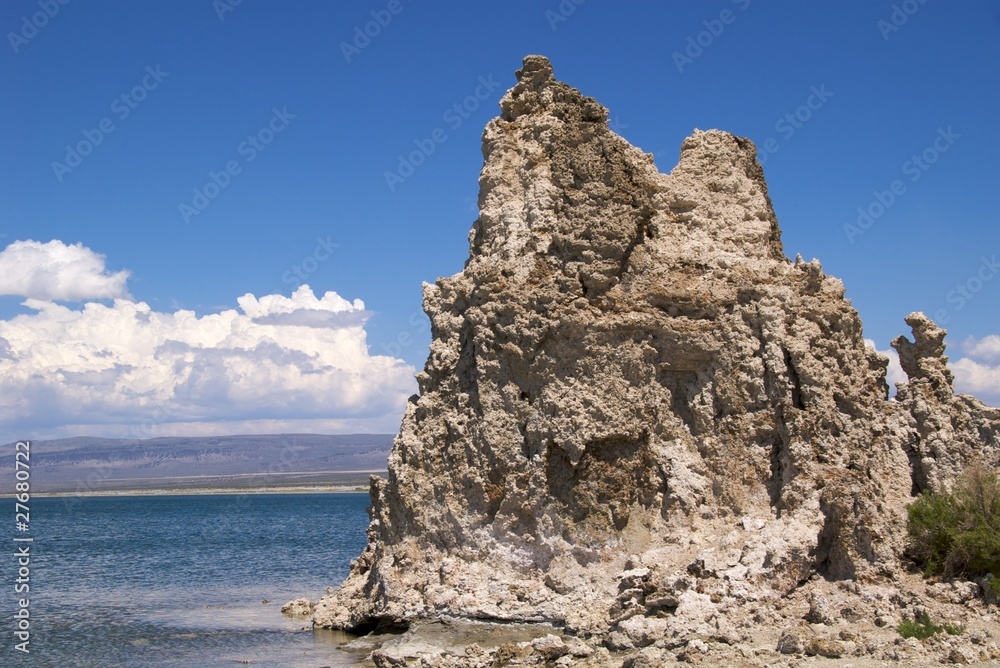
[500,54,608,123]
[515,54,554,89]
[312,55,1000,665]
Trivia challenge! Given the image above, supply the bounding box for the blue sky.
[1,0,999,441]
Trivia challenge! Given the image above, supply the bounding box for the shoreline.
[8,483,375,498]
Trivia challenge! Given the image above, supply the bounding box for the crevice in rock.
[545,433,651,533]
[456,323,482,417]
[833,392,853,416]
[349,615,410,636]
[767,435,785,508]
[905,436,926,496]
[783,347,805,410]
[615,207,652,280]
[814,491,857,581]
[767,398,794,516]
[660,370,700,436]
[518,424,533,462]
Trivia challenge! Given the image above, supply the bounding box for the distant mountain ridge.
[0,433,392,493]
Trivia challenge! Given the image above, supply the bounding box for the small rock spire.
[515,54,555,89]
[891,311,955,398]
[500,54,607,123]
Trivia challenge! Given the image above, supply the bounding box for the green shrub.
[897,611,964,639]
[906,465,1000,579]
[985,575,1000,603]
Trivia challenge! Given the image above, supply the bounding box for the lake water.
[1,493,371,667]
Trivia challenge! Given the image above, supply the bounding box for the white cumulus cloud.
[959,334,1000,364]
[0,284,417,440]
[0,239,131,301]
[953,335,1000,407]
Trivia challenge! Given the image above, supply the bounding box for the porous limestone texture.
[281,597,314,617]
[313,55,999,663]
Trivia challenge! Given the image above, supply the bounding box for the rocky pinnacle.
[313,55,999,661]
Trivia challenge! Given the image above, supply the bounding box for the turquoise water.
[1,493,370,667]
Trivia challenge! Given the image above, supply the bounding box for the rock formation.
[313,56,1000,665]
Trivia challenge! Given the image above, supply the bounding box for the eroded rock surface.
[313,55,999,665]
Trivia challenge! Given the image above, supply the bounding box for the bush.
[897,611,964,639]
[984,574,1000,604]
[906,465,1000,579]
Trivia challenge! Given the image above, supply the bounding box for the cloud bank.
[0,283,416,440]
[953,335,1000,407]
[1,238,993,442]
[0,239,131,301]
